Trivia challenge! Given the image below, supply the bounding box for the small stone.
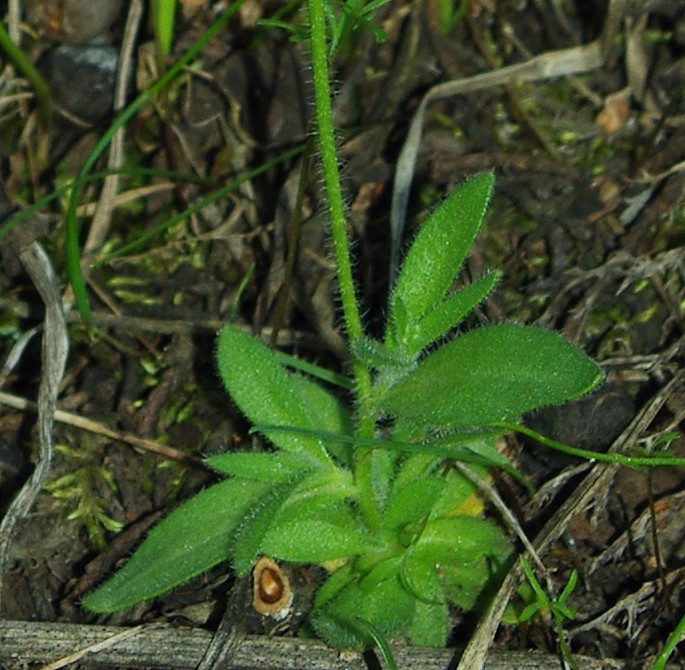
[40,44,120,124]
[25,0,124,44]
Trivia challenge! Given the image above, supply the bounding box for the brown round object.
[252,557,293,621]
[25,0,124,44]
[258,565,284,604]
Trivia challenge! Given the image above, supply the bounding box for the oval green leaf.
[216,325,332,465]
[82,478,270,612]
[311,572,415,649]
[407,516,510,610]
[382,323,603,431]
[261,519,366,563]
[288,374,354,466]
[406,270,500,357]
[389,172,494,349]
[206,450,312,482]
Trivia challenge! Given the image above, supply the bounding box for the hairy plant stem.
[307,0,379,529]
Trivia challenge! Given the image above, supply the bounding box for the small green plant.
[82,168,602,646]
[0,19,52,127]
[436,0,467,35]
[81,0,602,652]
[510,556,579,669]
[653,608,685,670]
[151,0,177,60]
[259,0,391,58]
[44,443,124,550]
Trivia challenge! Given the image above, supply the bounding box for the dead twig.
[455,368,685,670]
[37,624,156,670]
[0,241,69,613]
[0,620,630,670]
[0,389,202,466]
[389,40,605,282]
[83,0,144,257]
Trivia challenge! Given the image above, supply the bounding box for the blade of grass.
[93,145,305,265]
[0,19,51,127]
[151,0,177,58]
[652,609,685,670]
[251,424,521,472]
[64,0,248,329]
[0,167,209,242]
[351,618,398,670]
[274,351,354,390]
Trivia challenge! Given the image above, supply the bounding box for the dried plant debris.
[0,1,683,667]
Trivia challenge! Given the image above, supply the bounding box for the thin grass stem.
[496,422,685,469]
[64,0,248,329]
[0,19,51,127]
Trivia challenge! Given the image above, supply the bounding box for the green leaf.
[411,517,509,573]
[312,561,356,609]
[401,552,444,603]
[382,323,603,431]
[408,516,510,610]
[519,555,548,603]
[382,479,445,531]
[407,271,500,357]
[82,479,270,612]
[231,467,357,572]
[231,482,298,574]
[388,172,494,350]
[279,499,360,534]
[408,599,449,646]
[261,469,362,563]
[273,468,357,524]
[206,450,312,481]
[428,434,533,498]
[392,453,440,490]
[351,335,416,371]
[275,350,354,390]
[519,601,542,623]
[426,468,480,518]
[559,568,579,603]
[216,325,333,465]
[359,555,404,591]
[261,519,366,562]
[311,570,416,648]
[291,375,354,435]
[289,374,354,466]
[352,335,418,389]
[371,448,395,511]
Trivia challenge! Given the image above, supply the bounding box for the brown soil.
[0,1,684,667]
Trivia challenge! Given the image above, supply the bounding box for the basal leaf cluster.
[83,173,602,649]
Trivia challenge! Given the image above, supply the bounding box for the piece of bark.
[0,620,645,670]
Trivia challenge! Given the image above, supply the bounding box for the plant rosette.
[82,172,603,649]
